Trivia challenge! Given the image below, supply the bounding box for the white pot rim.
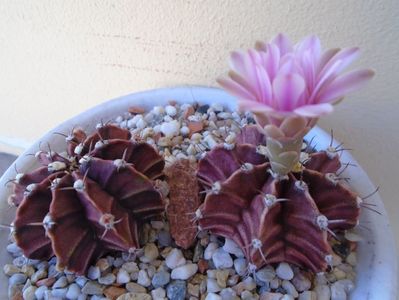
[0,86,397,299]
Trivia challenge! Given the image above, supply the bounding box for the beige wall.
[0,0,398,251]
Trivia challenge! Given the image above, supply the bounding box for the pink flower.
[218,34,374,119]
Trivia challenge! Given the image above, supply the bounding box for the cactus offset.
[197,126,360,272]
[9,124,165,274]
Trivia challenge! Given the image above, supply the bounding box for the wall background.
[0,0,398,260]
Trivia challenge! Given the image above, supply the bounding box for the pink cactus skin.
[197,125,360,272]
[10,124,165,274]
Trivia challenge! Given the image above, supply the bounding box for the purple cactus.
[9,124,165,274]
[196,125,360,272]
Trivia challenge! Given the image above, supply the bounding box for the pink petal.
[271,33,293,56]
[237,99,274,113]
[265,44,280,80]
[294,103,334,117]
[255,65,273,105]
[318,47,359,79]
[228,71,257,98]
[318,69,375,103]
[316,48,340,75]
[295,35,321,59]
[272,73,306,111]
[217,77,256,101]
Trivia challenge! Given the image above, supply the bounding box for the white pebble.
[207,278,222,293]
[220,288,238,300]
[212,248,233,269]
[35,286,48,300]
[153,124,162,133]
[165,248,186,269]
[223,238,244,257]
[234,258,247,276]
[165,105,177,117]
[330,282,347,300]
[298,291,317,300]
[282,280,299,298]
[346,252,357,266]
[87,266,100,280]
[116,268,130,284]
[151,287,166,299]
[276,262,294,280]
[204,134,219,149]
[153,106,165,115]
[161,120,180,137]
[314,285,331,300]
[205,293,222,300]
[211,103,224,112]
[136,118,147,129]
[171,263,198,280]
[204,242,219,260]
[53,276,68,288]
[180,126,190,136]
[140,243,159,262]
[186,144,197,155]
[23,286,37,300]
[52,288,68,298]
[137,269,151,287]
[66,283,81,299]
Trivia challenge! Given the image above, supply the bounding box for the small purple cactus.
[10,124,165,274]
[197,126,360,272]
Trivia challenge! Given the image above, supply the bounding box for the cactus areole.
[197,33,374,272]
[9,124,165,274]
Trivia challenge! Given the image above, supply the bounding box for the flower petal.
[271,33,293,56]
[318,47,359,79]
[318,69,375,103]
[316,48,340,75]
[255,65,272,105]
[217,77,256,101]
[272,73,306,111]
[294,103,334,117]
[237,99,275,113]
[295,35,321,59]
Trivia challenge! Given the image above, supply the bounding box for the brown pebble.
[168,100,177,106]
[184,106,195,119]
[12,292,23,300]
[128,106,145,114]
[197,259,208,274]
[104,286,127,300]
[188,121,204,134]
[36,277,56,287]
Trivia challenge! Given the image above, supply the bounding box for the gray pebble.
[75,276,88,288]
[158,230,172,247]
[126,282,147,293]
[167,280,187,300]
[9,273,27,286]
[256,265,276,283]
[52,288,68,298]
[152,270,171,288]
[81,281,104,295]
[98,273,116,285]
[87,266,101,280]
[137,269,151,287]
[117,268,130,284]
[276,262,294,280]
[212,248,233,269]
[3,264,20,276]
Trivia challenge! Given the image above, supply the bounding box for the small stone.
[75,276,88,288]
[36,277,56,287]
[205,293,222,300]
[165,248,186,269]
[198,259,209,274]
[116,293,151,300]
[282,280,298,297]
[81,281,104,295]
[165,105,177,117]
[52,288,68,298]
[7,243,23,257]
[21,265,35,277]
[188,121,204,134]
[204,242,219,260]
[30,269,47,284]
[222,238,244,257]
[117,269,131,284]
[171,263,198,280]
[256,265,276,283]
[260,292,284,300]
[216,269,229,288]
[140,243,159,263]
[3,264,20,276]
[346,252,357,266]
[34,285,47,300]
[333,268,347,280]
[103,286,126,299]
[53,276,68,288]
[276,262,294,280]
[129,106,145,114]
[166,280,186,300]
[98,273,116,285]
[151,287,166,299]
[126,282,147,293]
[95,258,110,272]
[22,286,36,300]
[241,290,256,300]
[330,282,347,300]
[204,134,218,149]
[9,273,27,286]
[220,288,238,300]
[269,278,280,289]
[335,279,355,293]
[292,272,311,292]
[137,270,151,287]
[212,248,233,269]
[197,104,210,114]
[207,278,222,293]
[152,270,171,288]
[66,283,81,299]
[281,295,295,300]
[313,285,330,300]
[187,283,200,297]
[226,274,239,286]
[298,291,317,300]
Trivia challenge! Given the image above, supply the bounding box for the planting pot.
[0,86,397,299]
